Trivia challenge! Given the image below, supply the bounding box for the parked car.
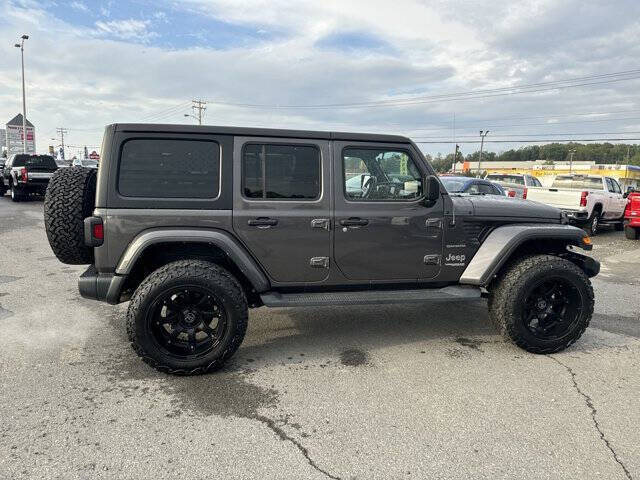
[72,158,98,169]
[485,173,543,199]
[440,176,505,196]
[43,124,598,374]
[525,174,627,235]
[624,190,640,239]
[0,153,58,201]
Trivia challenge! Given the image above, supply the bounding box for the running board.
[260,286,481,307]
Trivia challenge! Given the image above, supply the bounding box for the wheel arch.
[460,224,597,287]
[116,229,270,305]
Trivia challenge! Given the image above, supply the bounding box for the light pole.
[568,149,576,173]
[14,34,29,154]
[478,130,489,178]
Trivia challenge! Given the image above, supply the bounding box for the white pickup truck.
[485,173,543,199]
[526,174,627,235]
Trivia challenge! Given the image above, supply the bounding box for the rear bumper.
[78,265,125,304]
[562,209,589,222]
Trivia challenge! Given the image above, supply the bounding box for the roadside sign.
[89,151,100,161]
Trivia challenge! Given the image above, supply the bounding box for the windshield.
[12,155,57,169]
[551,176,603,190]
[440,177,467,192]
[486,174,525,185]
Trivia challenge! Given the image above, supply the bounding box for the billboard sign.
[89,150,100,160]
[6,124,36,155]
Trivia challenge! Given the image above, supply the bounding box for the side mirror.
[423,175,440,203]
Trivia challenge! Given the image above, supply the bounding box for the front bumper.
[78,265,125,304]
[569,253,600,278]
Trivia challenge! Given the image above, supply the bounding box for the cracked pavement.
[1,199,639,479]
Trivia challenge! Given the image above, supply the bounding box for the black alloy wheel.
[147,285,228,359]
[521,277,583,341]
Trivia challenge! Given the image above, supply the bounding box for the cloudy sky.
[1,0,640,158]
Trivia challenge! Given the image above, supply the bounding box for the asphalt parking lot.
[1,197,639,480]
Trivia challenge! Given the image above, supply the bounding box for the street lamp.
[15,34,29,154]
[478,130,489,178]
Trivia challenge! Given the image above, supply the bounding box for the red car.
[624,191,640,239]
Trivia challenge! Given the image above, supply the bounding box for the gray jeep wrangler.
[44,124,599,374]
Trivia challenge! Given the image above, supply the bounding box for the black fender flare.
[460,224,595,286]
[114,228,270,293]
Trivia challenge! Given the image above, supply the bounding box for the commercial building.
[453,160,640,190]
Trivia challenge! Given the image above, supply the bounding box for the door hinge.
[423,254,441,265]
[311,218,330,230]
[310,256,330,268]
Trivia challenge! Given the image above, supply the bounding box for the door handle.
[248,217,278,227]
[340,217,369,227]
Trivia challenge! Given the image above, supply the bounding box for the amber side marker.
[582,236,592,246]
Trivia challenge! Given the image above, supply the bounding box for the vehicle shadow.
[237,299,497,365]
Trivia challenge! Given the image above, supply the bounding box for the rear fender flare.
[460,224,593,286]
[115,228,270,292]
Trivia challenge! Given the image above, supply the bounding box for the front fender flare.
[460,224,593,286]
[115,228,270,292]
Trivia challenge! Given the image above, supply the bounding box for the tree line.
[428,143,640,173]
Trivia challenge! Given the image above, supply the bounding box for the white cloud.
[69,1,88,13]
[94,19,156,41]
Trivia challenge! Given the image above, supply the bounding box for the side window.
[611,178,622,194]
[605,178,615,193]
[118,138,220,198]
[343,148,422,201]
[466,183,480,194]
[242,144,320,200]
[478,183,495,194]
[532,177,542,187]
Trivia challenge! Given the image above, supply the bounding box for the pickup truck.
[485,173,543,199]
[0,154,58,201]
[526,174,627,235]
[624,191,640,239]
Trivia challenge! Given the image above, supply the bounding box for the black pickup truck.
[0,154,58,201]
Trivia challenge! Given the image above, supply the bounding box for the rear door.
[232,137,331,284]
[333,141,443,281]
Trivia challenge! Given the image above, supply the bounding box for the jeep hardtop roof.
[108,123,411,144]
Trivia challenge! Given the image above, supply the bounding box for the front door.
[233,137,331,284]
[333,141,444,281]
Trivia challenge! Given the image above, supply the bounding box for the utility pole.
[568,149,576,173]
[14,34,29,153]
[56,127,68,161]
[185,99,207,125]
[452,144,459,173]
[478,130,489,178]
[626,145,631,164]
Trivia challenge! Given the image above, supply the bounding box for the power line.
[412,131,640,139]
[185,99,207,125]
[202,69,640,110]
[414,138,640,144]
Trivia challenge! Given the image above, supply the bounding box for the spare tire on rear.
[44,167,97,265]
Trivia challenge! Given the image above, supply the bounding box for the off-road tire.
[0,182,6,196]
[10,181,24,202]
[585,210,601,236]
[625,225,639,240]
[126,260,248,375]
[44,167,97,264]
[488,254,594,354]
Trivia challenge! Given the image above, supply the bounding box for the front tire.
[488,254,594,354]
[127,260,248,375]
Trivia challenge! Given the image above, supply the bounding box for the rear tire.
[488,254,594,354]
[127,260,248,375]
[44,167,97,264]
[614,221,624,232]
[625,225,639,240]
[10,182,23,202]
[585,210,601,235]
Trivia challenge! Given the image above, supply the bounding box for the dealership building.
[453,160,640,190]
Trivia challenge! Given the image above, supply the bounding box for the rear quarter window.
[118,138,220,198]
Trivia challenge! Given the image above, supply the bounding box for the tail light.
[580,191,588,207]
[84,216,104,247]
[522,188,528,200]
[20,167,28,182]
[93,222,104,240]
[507,190,516,197]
